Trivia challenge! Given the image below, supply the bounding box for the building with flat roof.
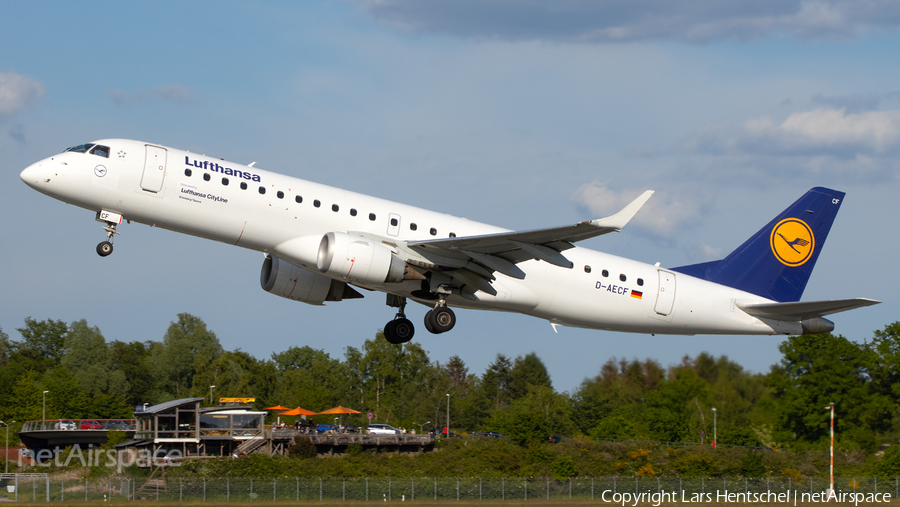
[123,398,265,460]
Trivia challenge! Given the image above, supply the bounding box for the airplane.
[20,139,879,344]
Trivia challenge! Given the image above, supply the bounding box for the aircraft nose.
[20,161,45,189]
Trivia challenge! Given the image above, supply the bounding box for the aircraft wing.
[736,298,881,321]
[405,190,653,281]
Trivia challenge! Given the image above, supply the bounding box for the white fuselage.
[20,139,799,336]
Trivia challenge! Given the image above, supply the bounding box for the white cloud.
[0,72,45,118]
[108,84,198,105]
[352,0,900,42]
[686,107,900,158]
[571,182,703,235]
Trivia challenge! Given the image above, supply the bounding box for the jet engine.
[260,255,362,305]
[316,232,406,285]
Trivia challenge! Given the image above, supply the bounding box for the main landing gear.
[383,296,415,345]
[95,210,123,257]
[424,304,456,334]
[383,293,458,345]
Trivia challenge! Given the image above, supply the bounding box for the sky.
[1,0,898,394]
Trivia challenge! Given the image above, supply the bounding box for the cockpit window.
[65,144,93,153]
[90,145,110,158]
[64,144,110,158]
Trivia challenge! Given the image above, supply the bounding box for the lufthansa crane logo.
[770,218,815,267]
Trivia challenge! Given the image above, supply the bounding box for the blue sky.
[2,1,897,393]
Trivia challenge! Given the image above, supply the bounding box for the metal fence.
[2,475,897,502]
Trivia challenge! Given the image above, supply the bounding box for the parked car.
[54,420,76,430]
[367,424,400,435]
[103,420,135,431]
[481,431,505,438]
[548,434,563,443]
[80,420,102,430]
[316,423,338,433]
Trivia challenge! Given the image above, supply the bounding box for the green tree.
[0,327,10,367]
[480,354,512,410]
[768,333,890,449]
[14,318,68,372]
[192,350,278,409]
[61,320,130,402]
[149,313,223,399]
[645,367,709,442]
[508,352,551,400]
[109,340,155,406]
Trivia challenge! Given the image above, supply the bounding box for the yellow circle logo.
[770,218,815,266]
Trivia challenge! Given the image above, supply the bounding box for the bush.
[288,436,317,459]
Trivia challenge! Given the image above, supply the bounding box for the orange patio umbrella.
[316,406,361,428]
[265,405,291,411]
[279,407,318,416]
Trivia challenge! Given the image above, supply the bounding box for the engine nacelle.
[260,255,362,305]
[801,317,835,335]
[317,232,406,285]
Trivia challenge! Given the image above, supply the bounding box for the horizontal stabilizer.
[737,298,880,321]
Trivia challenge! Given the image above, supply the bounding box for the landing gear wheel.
[384,318,414,344]
[427,306,456,334]
[96,241,114,257]
[393,318,415,343]
[424,310,437,334]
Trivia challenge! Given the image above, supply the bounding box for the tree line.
[2,314,900,454]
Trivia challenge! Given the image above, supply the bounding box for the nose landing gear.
[95,210,123,257]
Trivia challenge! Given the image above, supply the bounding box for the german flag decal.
[631,290,643,299]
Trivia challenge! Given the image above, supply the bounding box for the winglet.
[589,190,654,231]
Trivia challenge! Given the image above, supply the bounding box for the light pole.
[42,391,49,422]
[712,407,717,448]
[446,394,450,436]
[209,385,215,405]
[0,420,14,474]
[826,403,835,498]
[418,421,430,434]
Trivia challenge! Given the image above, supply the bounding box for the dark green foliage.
[4,315,900,478]
[740,450,767,477]
[508,412,551,446]
[288,435,317,459]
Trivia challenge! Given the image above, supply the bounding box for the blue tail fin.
[672,187,845,302]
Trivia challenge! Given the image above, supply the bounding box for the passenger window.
[584,265,591,273]
[620,274,627,282]
[390,218,398,226]
[203,173,211,182]
[449,232,456,238]
[258,186,266,195]
[602,270,609,277]
[369,213,376,221]
[240,182,247,190]
[89,145,110,158]
[184,169,192,177]
[277,191,284,199]
[314,200,321,208]
[295,195,302,203]
[222,178,229,186]
[637,278,644,286]
[332,204,339,212]
[430,228,437,236]
[410,223,417,231]
[350,209,357,216]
